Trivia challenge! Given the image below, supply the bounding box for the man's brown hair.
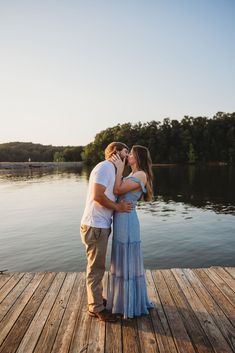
[105,142,129,160]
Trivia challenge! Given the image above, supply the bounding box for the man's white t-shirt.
[81,160,116,228]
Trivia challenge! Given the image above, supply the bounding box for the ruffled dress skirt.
[107,205,153,319]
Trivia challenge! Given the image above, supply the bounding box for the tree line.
[0,142,83,162]
[82,112,235,165]
[0,112,234,164]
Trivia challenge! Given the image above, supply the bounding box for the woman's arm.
[114,177,141,195]
[111,155,146,195]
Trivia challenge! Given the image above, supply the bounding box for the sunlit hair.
[132,145,153,201]
[105,142,129,160]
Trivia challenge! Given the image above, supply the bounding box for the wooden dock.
[0,267,235,353]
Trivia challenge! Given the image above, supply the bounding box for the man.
[80,142,132,322]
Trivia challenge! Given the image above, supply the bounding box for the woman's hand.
[111,154,125,174]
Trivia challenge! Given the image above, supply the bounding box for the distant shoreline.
[0,161,229,170]
[0,162,83,170]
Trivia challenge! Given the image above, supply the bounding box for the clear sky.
[0,0,234,146]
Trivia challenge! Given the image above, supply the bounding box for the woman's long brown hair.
[132,145,153,201]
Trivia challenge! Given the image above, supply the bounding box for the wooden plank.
[33,272,77,353]
[210,267,235,292]
[86,271,110,353]
[0,273,14,290]
[145,270,178,353]
[136,272,160,353]
[193,269,235,327]
[225,267,235,279]
[0,272,34,321]
[184,269,235,352]
[161,269,213,353]
[152,270,196,353]
[172,268,234,353]
[105,321,122,353]
[0,273,24,304]
[50,272,86,353]
[137,314,159,353]
[0,273,44,349]
[0,272,56,353]
[204,268,235,307]
[68,277,92,353]
[105,272,122,353]
[0,268,234,353]
[16,272,66,353]
[122,318,141,353]
[87,317,106,353]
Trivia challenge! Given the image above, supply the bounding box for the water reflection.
[0,164,234,271]
[0,164,235,215]
[152,165,235,215]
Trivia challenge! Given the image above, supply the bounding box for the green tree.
[53,151,65,162]
[188,143,197,164]
[63,146,83,161]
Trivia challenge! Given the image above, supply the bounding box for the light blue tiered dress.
[107,176,154,319]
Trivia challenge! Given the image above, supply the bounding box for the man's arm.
[93,183,132,212]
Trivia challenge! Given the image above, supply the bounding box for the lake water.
[0,165,235,272]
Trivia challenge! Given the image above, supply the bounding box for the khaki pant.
[80,224,111,313]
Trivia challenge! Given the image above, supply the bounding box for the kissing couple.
[80,142,154,321]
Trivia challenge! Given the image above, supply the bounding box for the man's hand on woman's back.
[93,183,132,212]
[116,199,132,212]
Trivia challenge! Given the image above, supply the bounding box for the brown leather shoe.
[88,309,118,322]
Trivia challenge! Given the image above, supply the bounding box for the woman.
[107,145,154,319]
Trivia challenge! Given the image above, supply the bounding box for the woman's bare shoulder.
[132,171,147,183]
